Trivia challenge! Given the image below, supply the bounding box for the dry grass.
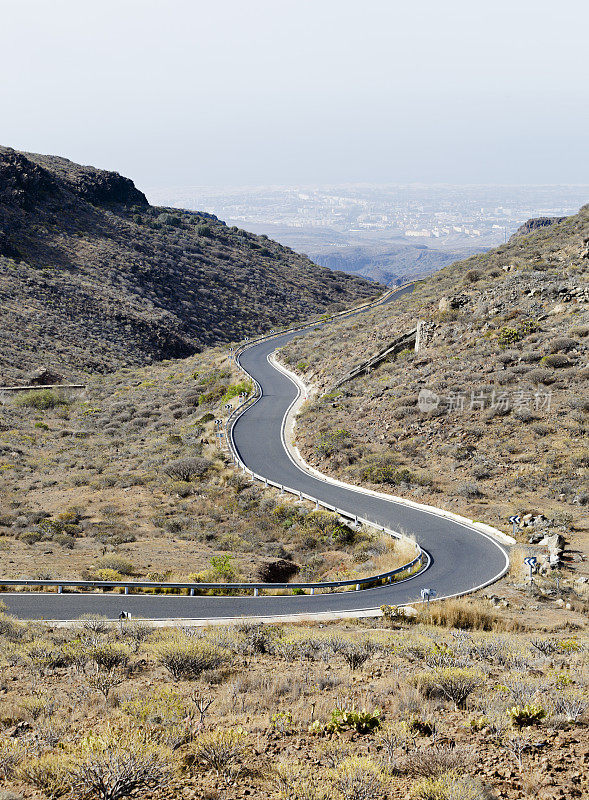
[417,597,520,631]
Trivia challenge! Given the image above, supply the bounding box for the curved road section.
[2,286,508,621]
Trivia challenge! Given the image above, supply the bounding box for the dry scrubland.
[0,608,585,800]
[281,207,589,612]
[0,348,410,586]
[0,146,380,382]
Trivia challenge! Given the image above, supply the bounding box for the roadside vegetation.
[0,609,585,800]
[0,345,411,586]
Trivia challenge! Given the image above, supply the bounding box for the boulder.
[27,367,64,385]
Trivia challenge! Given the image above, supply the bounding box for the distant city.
[147,184,589,285]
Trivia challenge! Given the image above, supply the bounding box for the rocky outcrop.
[511,216,566,238]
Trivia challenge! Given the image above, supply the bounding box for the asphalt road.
[1,285,508,620]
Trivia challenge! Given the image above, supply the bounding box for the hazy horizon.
[2,0,588,190]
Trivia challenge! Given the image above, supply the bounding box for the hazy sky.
[2,0,588,189]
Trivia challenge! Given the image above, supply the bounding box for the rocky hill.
[0,147,381,382]
[281,204,589,586]
[310,242,486,286]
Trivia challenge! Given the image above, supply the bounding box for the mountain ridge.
[0,147,381,382]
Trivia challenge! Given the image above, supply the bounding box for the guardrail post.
[253,588,259,597]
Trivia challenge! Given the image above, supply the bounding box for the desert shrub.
[162,457,211,481]
[548,336,577,353]
[0,737,23,779]
[419,598,505,631]
[80,615,110,634]
[275,762,325,800]
[338,643,372,671]
[92,569,124,582]
[0,613,26,641]
[15,390,67,410]
[71,741,171,800]
[396,744,473,777]
[457,482,482,498]
[303,510,355,545]
[154,636,227,680]
[192,728,248,779]
[420,668,484,710]
[311,707,381,735]
[330,756,389,800]
[507,703,547,728]
[526,367,553,383]
[410,773,488,800]
[381,604,418,625]
[87,643,130,672]
[521,350,542,362]
[568,324,589,338]
[360,455,414,485]
[19,753,72,798]
[316,429,350,457]
[541,353,571,368]
[497,327,521,348]
[94,555,135,576]
[550,690,587,722]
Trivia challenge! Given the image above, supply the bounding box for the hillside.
[281,204,589,594]
[0,147,381,382]
[310,241,486,286]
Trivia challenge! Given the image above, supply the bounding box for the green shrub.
[316,429,350,457]
[221,381,251,403]
[311,706,381,735]
[16,389,68,410]
[361,456,414,485]
[507,703,547,728]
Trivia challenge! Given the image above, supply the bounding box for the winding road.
[1,285,509,621]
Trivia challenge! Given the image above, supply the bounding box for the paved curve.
[1,285,508,620]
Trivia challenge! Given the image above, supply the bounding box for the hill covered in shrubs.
[281,204,589,592]
[0,146,381,382]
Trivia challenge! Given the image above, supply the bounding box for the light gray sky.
[2,0,588,189]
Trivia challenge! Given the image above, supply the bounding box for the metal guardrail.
[327,328,417,392]
[221,285,427,595]
[0,384,86,392]
[0,286,425,599]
